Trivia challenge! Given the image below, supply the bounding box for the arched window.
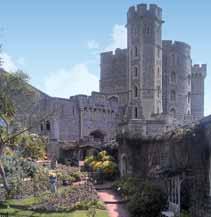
[108,96,119,104]
[134,107,138,119]
[188,92,191,104]
[134,86,138,98]
[134,66,138,77]
[170,108,176,118]
[172,54,175,65]
[171,71,176,83]
[40,123,44,132]
[188,75,191,86]
[46,120,51,131]
[135,46,138,57]
[170,90,176,101]
[157,67,160,78]
[157,86,160,98]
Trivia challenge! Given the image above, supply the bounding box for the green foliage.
[84,151,118,178]
[0,71,31,122]
[127,181,167,217]
[113,177,167,217]
[180,210,191,217]
[112,176,140,198]
[75,200,105,211]
[14,132,47,160]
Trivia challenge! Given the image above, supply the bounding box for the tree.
[0,70,50,192]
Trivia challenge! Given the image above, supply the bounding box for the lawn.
[0,197,108,217]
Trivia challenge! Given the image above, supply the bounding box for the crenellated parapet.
[162,40,191,56]
[101,48,127,65]
[192,64,207,78]
[127,4,162,21]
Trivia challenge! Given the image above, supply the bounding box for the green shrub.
[127,181,167,217]
[84,150,118,179]
[112,176,140,198]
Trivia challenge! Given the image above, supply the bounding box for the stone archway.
[120,154,128,177]
[90,130,105,142]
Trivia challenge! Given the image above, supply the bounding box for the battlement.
[162,40,191,50]
[192,64,207,78]
[128,4,162,21]
[101,48,127,64]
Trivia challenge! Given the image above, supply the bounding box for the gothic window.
[134,107,138,119]
[134,66,138,77]
[170,90,176,101]
[40,123,44,132]
[188,75,191,86]
[157,67,160,78]
[135,46,138,57]
[46,120,51,131]
[157,86,160,98]
[171,71,176,83]
[134,86,138,98]
[172,54,175,65]
[157,48,160,58]
[170,108,176,118]
[188,92,191,104]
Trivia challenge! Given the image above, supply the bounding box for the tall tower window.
[157,67,160,78]
[134,107,138,119]
[171,71,176,83]
[157,86,160,98]
[171,54,176,65]
[134,86,138,98]
[170,108,176,118]
[170,90,176,101]
[46,120,51,131]
[134,66,138,77]
[188,75,191,85]
[188,92,191,104]
[135,46,138,57]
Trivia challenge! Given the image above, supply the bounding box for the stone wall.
[100,48,128,107]
[118,116,211,217]
[162,40,192,124]
[191,64,207,121]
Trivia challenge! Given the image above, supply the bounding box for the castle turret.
[162,40,192,124]
[191,64,207,121]
[127,4,163,120]
[100,48,128,106]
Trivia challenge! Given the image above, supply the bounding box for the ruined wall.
[118,116,211,217]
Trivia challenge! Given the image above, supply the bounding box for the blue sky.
[0,0,210,115]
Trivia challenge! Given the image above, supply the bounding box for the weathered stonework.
[118,116,211,217]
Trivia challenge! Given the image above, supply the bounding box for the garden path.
[97,189,129,217]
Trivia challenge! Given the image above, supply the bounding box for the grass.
[0,197,108,217]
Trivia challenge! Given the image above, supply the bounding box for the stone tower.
[162,41,192,124]
[191,64,207,121]
[127,4,163,120]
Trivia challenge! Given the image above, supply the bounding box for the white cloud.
[87,24,127,53]
[0,53,25,72]
[44,64,99,98]
[104,24,127,52]
[88,40,99,49]
[0,52,18,72]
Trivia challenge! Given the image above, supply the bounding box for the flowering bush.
[84,151,118,179]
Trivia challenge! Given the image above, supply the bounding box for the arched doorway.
[120,154,128,176]
[90,130,105,142]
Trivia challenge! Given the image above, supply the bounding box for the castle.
[11,4,206,159]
